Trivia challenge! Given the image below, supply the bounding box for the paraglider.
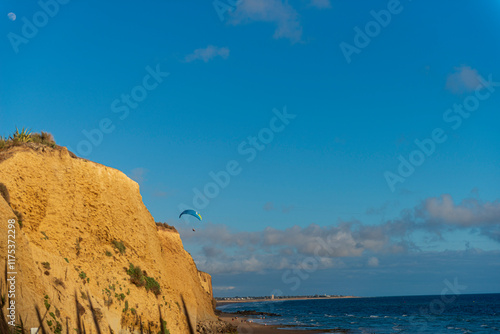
[179,209,202,221]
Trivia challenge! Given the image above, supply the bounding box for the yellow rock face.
[0,144,215,333]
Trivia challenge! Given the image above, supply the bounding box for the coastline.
[216,297,358,333]
[218,312,331,334]
[217,295,358,306]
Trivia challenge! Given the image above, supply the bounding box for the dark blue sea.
[217,294,500,333]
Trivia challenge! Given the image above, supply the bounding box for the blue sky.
[1,0,499,297]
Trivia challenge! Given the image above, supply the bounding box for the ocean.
[217,293,500,333]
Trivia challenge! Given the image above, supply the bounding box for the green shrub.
[31,131,55,146]
[123,300,128,313]
[44,295,51,310]
[30,133,42,143]
[115,293,125,301]
[126,263,161,296]
[79,271,86,279]
[41,262,51,270]
[145,276,161,296]
[126,264,145,287]
[54,321,62,334]
[112,240,126,254]
[160,320,170,334]
[105,250,112,257]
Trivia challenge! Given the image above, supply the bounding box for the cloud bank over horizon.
[181,194,500,277]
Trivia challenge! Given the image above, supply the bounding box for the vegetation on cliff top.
[0,127,56,151]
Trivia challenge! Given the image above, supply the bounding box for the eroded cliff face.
[0,144,216,333]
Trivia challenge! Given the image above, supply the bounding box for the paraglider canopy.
[179,209,202,221]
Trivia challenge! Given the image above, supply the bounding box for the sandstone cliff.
[0,144,217,333]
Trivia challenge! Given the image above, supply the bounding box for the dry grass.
[30,132,55,147]
[155,222,178,233]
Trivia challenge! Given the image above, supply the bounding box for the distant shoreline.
[218,312,328,334]
[216,295,359,306]
[216,297,360,333]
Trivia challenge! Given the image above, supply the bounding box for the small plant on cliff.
[44,295,51,310]
[79,271,87,279]
[145,276,161,296]
[31,131,56,147]
[126,264,161,295]
[115,293,125,301]
[9,127,32,143]
[41,262,51,270]
[53,321,62,334]
[123,300,128,313]
[112,240,126,254]
[126,263,145,287]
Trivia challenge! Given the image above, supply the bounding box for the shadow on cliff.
[0,266,195,334]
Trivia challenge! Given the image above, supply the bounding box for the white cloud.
[184,45,230,63]
[425,194,500,227]
[445,66,485,94]
[180,221,411,274]
[213,286,236,291]
[229,0,303,43]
